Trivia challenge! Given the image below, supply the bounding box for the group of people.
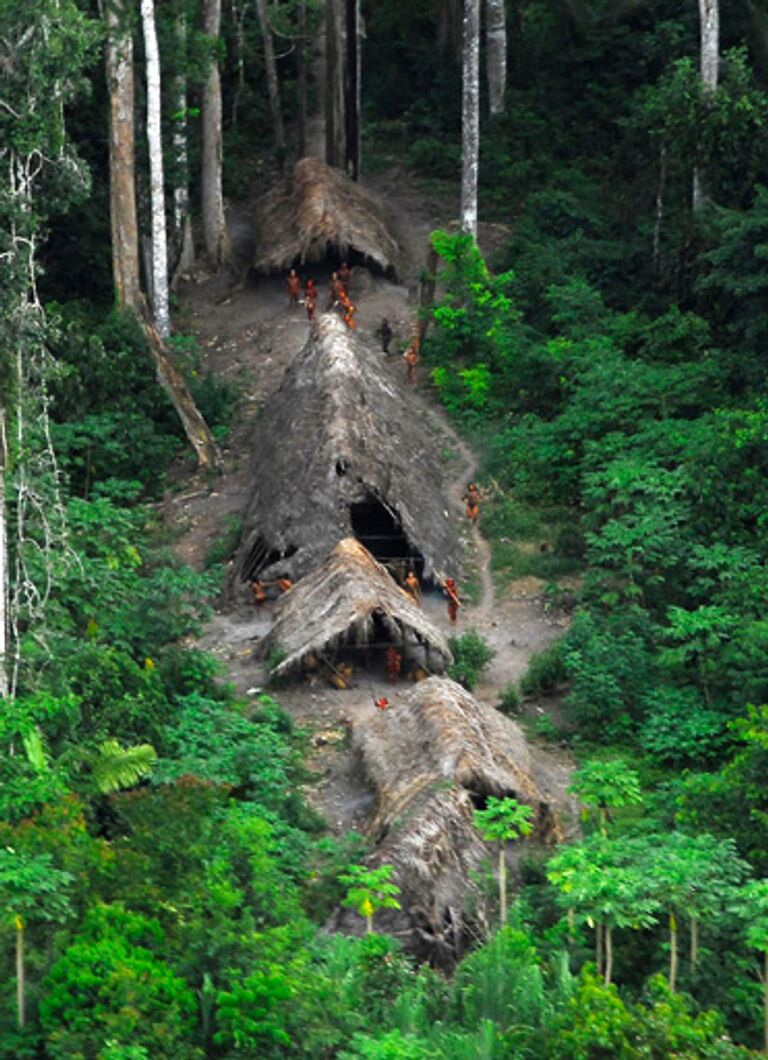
[248,576,293,607]
[287,262,356,328]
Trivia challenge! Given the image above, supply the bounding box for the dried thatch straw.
[262,539,451,678]
[252,157,403,275]
[328,677,567,965]
[232,313,461,587]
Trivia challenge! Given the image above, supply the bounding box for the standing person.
[305,288,317,320]
[327,271,343,309]
[249,580,267,607]
[403,337,420,385]
[463,483,480,526]
[386,646,402,683]
[443,578,461,624]
[342,301,357,330]
[376,317,393,354]
[404,570,421,605]
[287,268,301,308]
[339,260,352,293]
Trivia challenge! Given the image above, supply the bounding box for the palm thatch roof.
[328,677,570,965]
[262,539,451,677]
[252,157,403,276]
[232,313,461,587]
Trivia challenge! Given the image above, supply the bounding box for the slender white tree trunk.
[297,0,307,156]
[256,0,286,155]
[0,410,8,702]
[201,0,231,267]
[693,0,719,211]
[171,15,195,280]
[486,0,507,116]
[498,846,507,925]
[141,0,170,338]
[105,0,141,310]
[604,924,613,985]
[461,0,480,237]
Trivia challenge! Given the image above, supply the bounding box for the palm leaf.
[92,740,157,794]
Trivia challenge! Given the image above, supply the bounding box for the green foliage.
[520,641,567,697]
[474,798,534,846]
[446,630,495,690]
[40,906,199,1060]
[339,864,402,932]
[497,683,521,715]
[568,760,643,835]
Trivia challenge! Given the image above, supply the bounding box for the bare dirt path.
[168,170,570,836]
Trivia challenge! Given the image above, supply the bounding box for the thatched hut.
[328,677,569,965]
[262,539,451,679]
[252,157,402,276]
[232,313,461,587]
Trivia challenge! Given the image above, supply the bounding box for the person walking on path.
[287,268,301,308]
[403,336,420,385]
[404,570,421,605]
[464,483,480,526]
[443,577,461,624]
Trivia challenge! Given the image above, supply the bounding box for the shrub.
[520,641,567,697]
[447,631,495,690]
[497,683,521,715]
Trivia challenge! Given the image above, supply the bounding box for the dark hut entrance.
[350,495,424,580]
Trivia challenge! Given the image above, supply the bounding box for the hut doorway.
[350,495,424,580]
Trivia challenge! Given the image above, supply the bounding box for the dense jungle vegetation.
[4,0,768,1055]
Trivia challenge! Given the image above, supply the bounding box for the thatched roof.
[232,313,461,586]
[328,677,569,965]
[252,157,403,276]
[262,539,451,677]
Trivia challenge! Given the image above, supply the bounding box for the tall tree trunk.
[693,0,719,211]
[104,0,141,310]
[498,846,507,926]
[201,0,231,267]
[604,924,613,985]
[141,0,170,338]
[15,917,24,1028]
[418,241,439,343]
[325,0,345,167]
[0,411,8,702]
[171,15,195,282]
[669,912,678,992]
[297,0,307,156]
[256,0,286,157]
[652,145,667,275]
[596,921,603,977]
[140,310,222,471]
[460,0,480,237]
[690,915,699,970]
[344,0,361,179]
[486,0,507,116]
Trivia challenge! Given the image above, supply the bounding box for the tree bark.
[325,0,345,168]
[604,923,613,985]
[418,242,439,343]
[460,0,480,238]
[201,0,231,268]
[0,411,7,702]
[485,0,507,116]
[171,15,195,282]
[499,846,507,926]
[693,0,719,212]
[669,912,678,992]
[140,309,222,472]
[690,915,699,969]
[297,0,307,156]
[140,0,170,338]
[344,0,361,179]
[652,145,666,275]
[596,921,603,977]
[104,0,141,311]
[256,0,286,156]
[15,918,24,1028]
